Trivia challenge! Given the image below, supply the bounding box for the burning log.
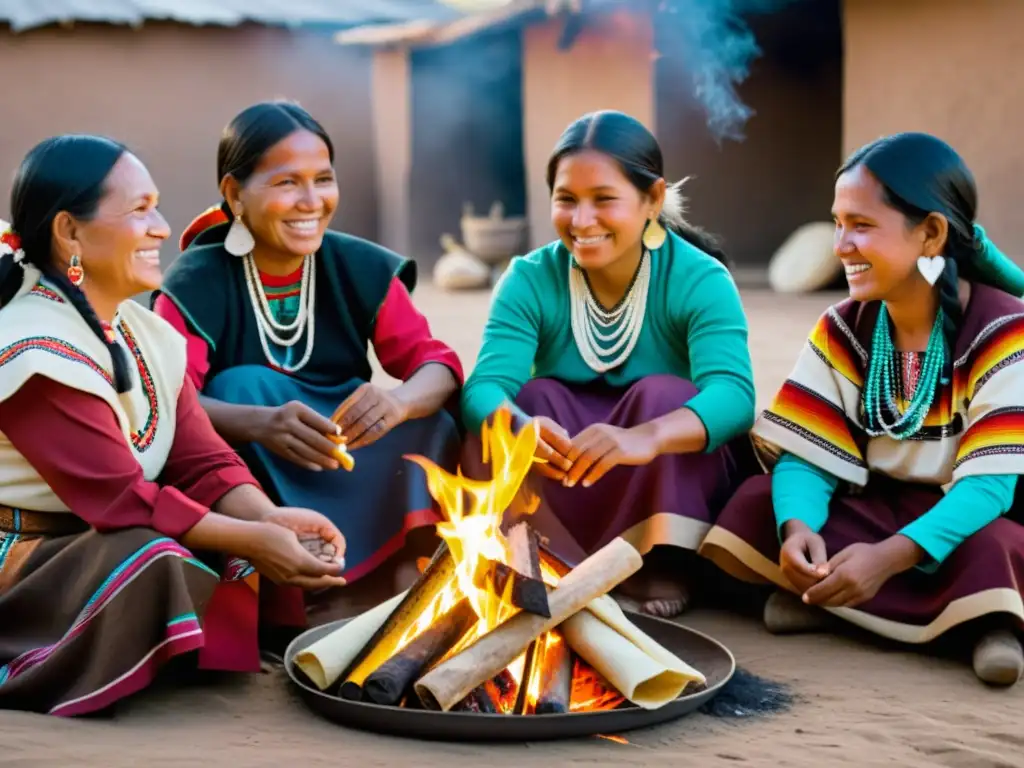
[414,536,643,711]
[508,521,546,714]
[337,543,457,700]
[473,521,550,618]
[472,561,550,618]
[362,597,476,706]
[533,631,573,715]
[452,684,498,713]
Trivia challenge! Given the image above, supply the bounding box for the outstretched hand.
[332,383,410,451]
[562,423,659,488]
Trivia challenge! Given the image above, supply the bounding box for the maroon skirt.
[464,375,755,566]
[700,473,1024,643]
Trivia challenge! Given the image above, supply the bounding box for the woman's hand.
[253,401,343,471]
[264,506,346,562]
[779,520,830,594]
[531,416,574,480]
[801,537,920,608]
[332,383,410,451]
[244,519,347,591]
[562,423,659,488]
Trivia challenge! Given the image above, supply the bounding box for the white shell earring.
[917,254,946,286]
[224,209,255,257]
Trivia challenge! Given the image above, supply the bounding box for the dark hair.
[215,100,334,219]
[3,135,133,393]
[838,132,978,373]
[546,110,728,266]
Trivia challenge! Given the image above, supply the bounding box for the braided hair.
[838,132,979,380]
[546,110,730,267]
[0,135,134,392]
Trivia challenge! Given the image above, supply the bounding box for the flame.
[393,407,623,714]
[404,407,546,629]
[570,658,626,712]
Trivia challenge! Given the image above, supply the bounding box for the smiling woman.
[153,102,464,617]
[460,111,758,619]
[0,135,353,717]
[700,132,1024,687]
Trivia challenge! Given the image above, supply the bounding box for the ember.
[293,407,707,717]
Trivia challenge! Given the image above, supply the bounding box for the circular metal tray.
[285,610,735,741]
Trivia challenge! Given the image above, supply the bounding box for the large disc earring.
[67,253,84,286]
[642,217,666,251]
[917,254,946,286]
[224,209,255,257]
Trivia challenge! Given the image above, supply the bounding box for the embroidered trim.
[0,336,113,384]
[29,284,65,304]
[954,312,1024,368]
[827,305,868,364]
[760,410,867,468]
[117,321,160,452]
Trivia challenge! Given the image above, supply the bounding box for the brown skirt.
[699,473,1024,643]
[0,508,286,716]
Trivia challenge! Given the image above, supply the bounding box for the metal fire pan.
[285,610,735,742]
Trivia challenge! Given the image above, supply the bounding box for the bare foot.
[618,571,690,618]
[763,590,827,635]
[973,629,1023,686]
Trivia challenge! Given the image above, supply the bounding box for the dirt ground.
[3,286,1022,768]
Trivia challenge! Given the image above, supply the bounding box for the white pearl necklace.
[242,253,316,373]
[569,251,650,373]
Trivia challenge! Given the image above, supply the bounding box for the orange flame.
[404,407,546,628]
[396,407,615,713]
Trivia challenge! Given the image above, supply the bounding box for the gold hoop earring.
[642,217,666,251]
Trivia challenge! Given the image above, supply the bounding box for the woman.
[0,135,348,716]
[154,102,463,591]
[461,111,757,618]
[700,132,1024,686]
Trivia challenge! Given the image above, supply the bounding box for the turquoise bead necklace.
[862,303,946,440]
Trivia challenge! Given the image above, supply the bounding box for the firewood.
[362,598,476,706]
[414,537,643,711]
[337,542,456,700]
[510,521,545,714]
[533,631,573,715]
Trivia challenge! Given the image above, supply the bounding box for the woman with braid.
[0,135,348,716]
[701,132,1024,687]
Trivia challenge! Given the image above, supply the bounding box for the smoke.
[629,0,801,142]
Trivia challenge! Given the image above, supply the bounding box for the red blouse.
[153,272,465,391]
[0,375,259,535]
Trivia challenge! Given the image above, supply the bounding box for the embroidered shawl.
[0,280,186,511]
[752,283,1024,488]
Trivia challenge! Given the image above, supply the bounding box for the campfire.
[294,408,707,716]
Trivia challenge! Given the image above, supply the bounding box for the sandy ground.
[3,286,1023,768]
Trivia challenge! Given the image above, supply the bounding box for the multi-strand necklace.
[569,250,651,373]
[242,252,316,373]
[862,303,946,440]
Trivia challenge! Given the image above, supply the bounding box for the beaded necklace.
[569,250,650,373]
[862,303,946,440]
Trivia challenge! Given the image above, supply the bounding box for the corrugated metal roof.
[0,0,465,33]
[333,0,584,47]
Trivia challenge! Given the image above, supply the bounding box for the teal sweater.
[461,234,756,450]
[772,453,1018,572]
